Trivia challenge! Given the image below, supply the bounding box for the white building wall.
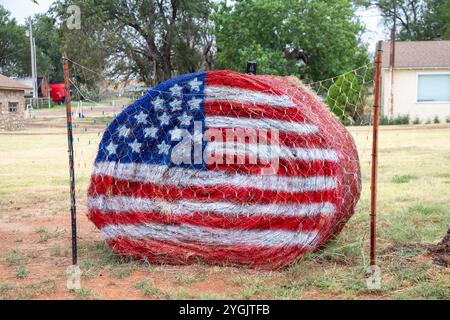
[382,68,450,123]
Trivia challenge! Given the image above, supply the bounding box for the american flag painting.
[88,70,361,269]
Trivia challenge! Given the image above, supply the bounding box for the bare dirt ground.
[0,110,449,300]
[429,228,450,267]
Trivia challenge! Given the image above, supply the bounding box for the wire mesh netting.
[64,61,375,269]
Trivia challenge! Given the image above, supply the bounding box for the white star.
[105,142,118,155]
[134,111,148,124]
[158,113,171,126]
[188,78,202,91]
[169,84,183,96]
[169,99,182,111]
[144,126,158,138]
[118,125,131,137]
[178,112,192,126]
[187,98,202,110]
[169,127,183,140]
[157,141,171,155]
[129,139,142,153]
[153,96,164,111]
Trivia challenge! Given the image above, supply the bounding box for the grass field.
[0,114,449,300]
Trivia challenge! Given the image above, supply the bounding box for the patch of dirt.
[428,228,450,267]
[383,243,433,254]
[382,230,450,268]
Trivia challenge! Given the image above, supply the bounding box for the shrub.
[392,174,417,184]
[326,73,365,125]
[379,114,410,125]
[379,115,390,125]
[392,114,410,125]
[433,115,440,124]
[412,117,421,125]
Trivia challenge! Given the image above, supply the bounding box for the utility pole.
[28,18,38,107]
[389,0,397,119]
[33,37,38,95]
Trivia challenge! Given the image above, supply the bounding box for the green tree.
[213,0,369,81]
[52,0,212,86]
[32,14,64,83]
[50,0,111,89]
[0,5,64,81]
[425,0,450,39]
[326,72,365,124]
[0,5,30,77]
[357,0,450,40]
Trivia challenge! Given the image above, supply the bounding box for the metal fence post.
[63,55,77,266]
[63,55,81,289]
[367,41,383,290]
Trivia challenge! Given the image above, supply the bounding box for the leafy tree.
[0,5,64,82]
[424,0,450,39]
[50,0,111,88]
[0,5,30,77]
[52,0,212,86]
[326,72,365,124]
[357,0,450,40]
[213,0,369,81]
[32,14,64,83]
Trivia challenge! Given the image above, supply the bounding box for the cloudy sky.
[1,0,55,22]
[2,0,387,51]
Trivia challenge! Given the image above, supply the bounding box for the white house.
[381,41,450,123]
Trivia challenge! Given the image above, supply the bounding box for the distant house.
[381,41,450,123]
[0,74,33,130]
[15,76,50,98]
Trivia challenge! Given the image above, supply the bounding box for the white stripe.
[93,162,337,193]
[205,86,296,108]
[88,195,336,218]
[205,116,318,135]
[101,222,319,248]
[205,142,339,162]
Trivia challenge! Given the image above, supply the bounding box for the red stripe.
[108,237,308,269]
[89,209,329,232]
[204,100,304,122]
[206,70,288,97]
[205,127,328,149]
[88,175,338,205]
[207,158,337,177]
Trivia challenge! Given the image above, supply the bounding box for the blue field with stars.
[95,72,208,170]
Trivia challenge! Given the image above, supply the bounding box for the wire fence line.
[13,56,381,289]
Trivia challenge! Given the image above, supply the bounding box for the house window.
[8,102,18,112]
[417,74,450,102]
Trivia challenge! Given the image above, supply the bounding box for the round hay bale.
[88,70,361,269]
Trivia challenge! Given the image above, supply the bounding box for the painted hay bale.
[88,70,361,269]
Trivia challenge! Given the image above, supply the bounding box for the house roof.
[0,74,33,91]
[382,41,450,69]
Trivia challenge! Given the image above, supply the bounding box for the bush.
[379,115,390,125]
[433,115,440,124]
[392,114,410,125]
[379,114,410,126]
[446,117,450,124]
[412,117,421,125]
[326,73,365,125]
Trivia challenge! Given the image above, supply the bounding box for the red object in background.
[49,83,66,104]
